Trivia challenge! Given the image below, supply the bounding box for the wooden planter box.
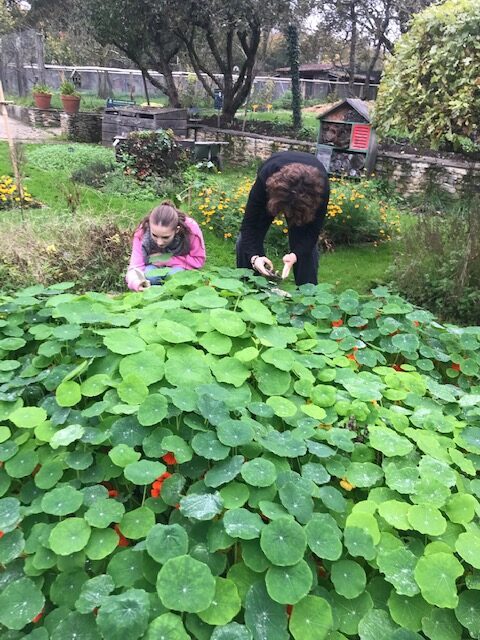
[102,106,188,146]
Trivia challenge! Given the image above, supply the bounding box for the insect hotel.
[316,99,377,177]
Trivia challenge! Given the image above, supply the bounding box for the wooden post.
[0,80,24,201]
[141,70,150,106]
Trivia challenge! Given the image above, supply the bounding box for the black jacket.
[239,151,330,260]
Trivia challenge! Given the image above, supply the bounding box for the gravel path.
[0,116,62,142]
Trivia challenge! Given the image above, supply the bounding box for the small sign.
[70,69,82,89]
[214,89,223,110]
[316,144,333,172]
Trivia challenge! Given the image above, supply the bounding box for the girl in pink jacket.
[126,201,206,291]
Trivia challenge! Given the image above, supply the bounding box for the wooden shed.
[102,106,188,146]
[316,99,377,176]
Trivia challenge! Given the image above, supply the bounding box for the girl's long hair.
[138,201,190,254]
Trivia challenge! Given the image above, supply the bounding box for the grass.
[0,141,394,294]
[8,92,168,112]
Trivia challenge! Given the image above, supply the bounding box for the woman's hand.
[252,255,274,276]
[281,252,297,279]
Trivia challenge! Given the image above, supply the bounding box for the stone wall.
[374,151,479,197]
[60,112,102,144]
[7,104,60,128]
[194,126,479,196]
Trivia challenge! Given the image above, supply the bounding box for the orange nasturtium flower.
[162,452,177,465]
[331,319,343,327]
[340,478,355,491]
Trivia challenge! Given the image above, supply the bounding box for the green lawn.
[0,141,395,293]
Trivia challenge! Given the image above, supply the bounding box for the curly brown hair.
[266,163,328,226]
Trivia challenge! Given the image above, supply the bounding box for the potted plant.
[32,83,53,110]
[60,80,81,114]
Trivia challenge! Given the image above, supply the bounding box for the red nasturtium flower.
[150,472,172,498]
[412,320,420,327]
[114,524,129,547]
[0,531,4,539]
[392,364,403,371]
[451,363,461,371]
[286,605,293,618]
[32,609,44,624]
[331,319,343,327]
[108,489,119,498]
[347,353,357,361]
[162,452,177,465]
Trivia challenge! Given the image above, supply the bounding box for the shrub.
[101,171,178,202]
[191,176,400,252]
[0,272,480,639]
[0,214,132,292]
[28,144,115,173]
[32,83,52,95]
[0,175,39,210]
[374,0,480,153]
[71,161,115,189]
[390,197,480,325]
[118,130,189,181]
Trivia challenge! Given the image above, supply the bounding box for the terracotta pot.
[33,93,52,110]
[61,94,81,114]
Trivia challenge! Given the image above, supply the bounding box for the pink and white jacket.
[126,216,206,291]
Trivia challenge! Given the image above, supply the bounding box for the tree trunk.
[287,24,302,131]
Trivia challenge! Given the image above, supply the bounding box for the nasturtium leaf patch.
[96,589,150,640]
[108,444,141,467]
[455,531,480,568]
[260,517,307,566]
[444,493,477,524]
[49,518,91,555]
[266,560,312,604]
[137,393,168,426]
[217,419,254,447]
[378,501,411,530]
[204,455,244,488]
[357,608,398,640]
[261,348,295,371]
[421,607,462,640]
[266,396,297,418]
[0,577,45,630]
[259,431,307,458]
[211,357,251,387]
[376,547,419,596]
[5,449,39,478]
[192,432,230,460]
[414,553,463,608]
[50,423,84,449]
[289,595,333,640]
[368,425,414,457]
[346,462,384,487]
[157,555,216,612]
[210,622,252,640]
[388,592,432,633]
[119,348,165,385]
[117,374,148,405]
[0,529,24,564]
[454,589,480,637]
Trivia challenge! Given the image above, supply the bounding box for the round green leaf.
[117,374,149,405]
[145,613,190,640]
[97,589,150,640]
[50,424,85,449]
[119,349,165,385]
[75,574,115,614]
[146,523,189,564]
[224,508,265,540]
[103,330,146,355]
[331,560,367,599]
[346,462,384,488]
[241,459,277,487]
[377,547,419,596]
[50,611,101,640]
[107,549,143,588]
[455,531,480,569]
[211,357,250,387]
[305,513,342,561]
[217,419,254,447]
[124,460,166,485]
[266,396,297,418]
[260,517,307,566]
[56,380,82,407]
[0,529,24,564]
[157,555,215,612]
[368,425,414,457]
[138,393,169,426]
[388,592,432,633]
[85,498,125,528]
[49,518,91,555]
[180,492,223,521]
[266,560,312,604]
[209,309,247,337]
[9,407,46,429]
[192,432,229,460]
[289,595,333,640]
[210,623,252,640]
[34,461,64,489]
[85,528,119,560]
[198,577,242,625]
[118,506,155,539]
[108,444,141,467]
[240,298,275,325]
[414,553,463,608]
[421,608,462,640]
[5,449,39,478]
[444,493,477,525]
[0,497,20,531]
[41,485,83,516]
[407,505,447,536]
[0,577,45,630]
[454,590,480,637]
[199,331,233,355]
